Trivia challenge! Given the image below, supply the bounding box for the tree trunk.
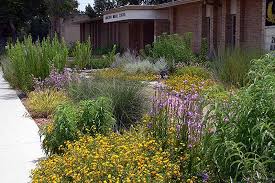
[9,19,16,42]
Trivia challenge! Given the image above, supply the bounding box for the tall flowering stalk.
[147,82,208,181]
[149,82,205,148]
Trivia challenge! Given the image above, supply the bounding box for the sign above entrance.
[103,10,168,23]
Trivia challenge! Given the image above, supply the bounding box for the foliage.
[198,38,208,62]
[149,33,195,70]
[33,67,72,91]
[41,103,79,155]
[78,98,115,136]
[92,45,117,69]
[205,53,275,182]
[95,68,159,81]
[123,58,167,74]
[145,84,209,182]
[67,78,147,131]
[2,35,68,92]
[32,132,181,183]
[41,97,115,155]
[112,50,138,68]
[73,40,92,70]
[26,89,69,118]
[212,48,262,88]
[175,66,211,80]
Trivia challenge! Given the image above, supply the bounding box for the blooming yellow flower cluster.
[95,69,159,82]
[32,132,180,183]
[165,75,213,93]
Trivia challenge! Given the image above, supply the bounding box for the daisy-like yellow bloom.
[32,132,180,183]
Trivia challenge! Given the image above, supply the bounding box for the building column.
[220,0,230,50]
[235,0,242,47]
[169,7,175,33]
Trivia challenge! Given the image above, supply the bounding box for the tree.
[93,0,115,16]
[44,0,79,38]
[0,0,43,41]
[85,4,97,18]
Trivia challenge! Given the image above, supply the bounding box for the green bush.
[175,66,211,79]
[41,97,115,155]
[149,33,195,67]
[212,48,262,87]
[205,53,275,182]
[2,35,68,92]
[78,97,115,136]
[42,103,79,155]
[91,45,116,69]
[73,40,92,69]
[26,89,69,118]
[67,78,147,131]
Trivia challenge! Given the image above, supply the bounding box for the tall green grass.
[2,35,68,92]
[73,40,92,69]
[212,48,262,88]
[204,53,275,182]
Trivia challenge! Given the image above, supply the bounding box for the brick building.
[75,0,275,53]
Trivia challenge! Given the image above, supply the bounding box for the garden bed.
[1,34,274,182]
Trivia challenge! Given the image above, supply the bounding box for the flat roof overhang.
[103,9,168,23]
[155,0,203,9]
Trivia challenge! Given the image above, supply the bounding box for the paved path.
[0,69,44,183]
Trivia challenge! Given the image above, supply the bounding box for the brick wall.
[240,0,264,49]
[173,2,203,52]
[154,20,170,37]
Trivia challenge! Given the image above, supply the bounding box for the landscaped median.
[0,34,274,182]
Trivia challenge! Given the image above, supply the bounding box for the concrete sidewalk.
[0,69,44,183]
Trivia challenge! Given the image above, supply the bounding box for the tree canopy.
[0,0,78,42]
[85,0,170,18]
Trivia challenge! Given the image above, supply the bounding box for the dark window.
[231,14,236,47]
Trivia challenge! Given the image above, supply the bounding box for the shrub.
[212,48,262,87]
[32,132,181,182]
[91,45,116,69]
[205,53,275,182]
[149,33,195,66]
[26,89,69,118]
[67,78,147,131]
[78,97,115,136]
[73,40,91,69]
[2,35,68,92]
[123,58,167,74]
[175,66,211,79]
[41,103,79,155]
[41,97,115,155]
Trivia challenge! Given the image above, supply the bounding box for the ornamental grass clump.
[212,48,262,88]
[123,58,168,74]
[204,53,275,182]
[32,132,181,183]
[67,78,148,131]
[26,89,69,118]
